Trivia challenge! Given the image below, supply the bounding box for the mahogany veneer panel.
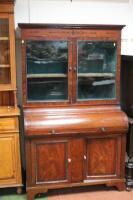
[86,138,117,177]
[34,140,69,183]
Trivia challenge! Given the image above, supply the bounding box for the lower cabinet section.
[0,133,22,187]
[26,133,126,199]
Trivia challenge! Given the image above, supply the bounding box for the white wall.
[14,0,133,54]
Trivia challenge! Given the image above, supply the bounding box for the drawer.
[0,117,18,132]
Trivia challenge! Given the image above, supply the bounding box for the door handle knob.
[68,158,71,163]
[84,155,87,160]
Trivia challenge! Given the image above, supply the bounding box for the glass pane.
[26,40,68,102]
[77,41,117,100]
[0,19,10,85]
[0,40,10,64]
[0,68,11,84]
[0,19,9,37]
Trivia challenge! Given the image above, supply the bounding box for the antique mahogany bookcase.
[0,0,22,193]
[19,23,128,200]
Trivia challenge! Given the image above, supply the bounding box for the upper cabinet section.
[19,24,124,107]
[0,3,16,91]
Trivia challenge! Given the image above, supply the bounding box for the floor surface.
[0,185,133,200]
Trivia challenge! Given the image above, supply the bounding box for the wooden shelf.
[0,37,9,41]
[0,86,16,92]
[78,73,115,77]
[0,64,10,68]
[27,74,67,78]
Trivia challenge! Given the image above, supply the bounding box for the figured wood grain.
[24,107,128,136]
[34,140,69,184]
[86,137,117,177]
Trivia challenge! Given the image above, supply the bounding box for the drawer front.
[0,117,18,132]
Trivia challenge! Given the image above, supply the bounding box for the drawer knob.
[101,127,106,132]
[84,155,87,160]
[68,158,71,163]
[51,129,55,134]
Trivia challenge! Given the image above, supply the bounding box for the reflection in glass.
[26,40,68,101]
[77,41,117,100]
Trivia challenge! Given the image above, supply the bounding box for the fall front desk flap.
[24,106,128,136]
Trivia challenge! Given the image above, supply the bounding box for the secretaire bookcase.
[19,23,128,200]
[0,0,22,193]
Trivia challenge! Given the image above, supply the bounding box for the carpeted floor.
[0,185,133,200]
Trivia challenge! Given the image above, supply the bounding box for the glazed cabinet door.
[0,14,16,90]
[0,133,21,186]
[23,39,73,105]
[84,136,122,181]
[74,40,118,104]
[30,138,71,185]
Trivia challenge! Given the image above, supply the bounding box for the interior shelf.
[27,73,67,78]
[78,73,115,77]
[0,37,9,40]
[0,64,10,68]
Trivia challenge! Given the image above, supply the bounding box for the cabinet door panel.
[0,133,21,185]
[0,135,15,180]
[85,137,120,179]
[31,139,70,184]
[76,41,117,101]
[26,40,70,103]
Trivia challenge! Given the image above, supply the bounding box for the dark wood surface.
[127,118,133,157]
[0,0,15,3]
[121,55,133,190]
[121,55,133,118]
[18,23,125,30]
[20,24,128,200]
